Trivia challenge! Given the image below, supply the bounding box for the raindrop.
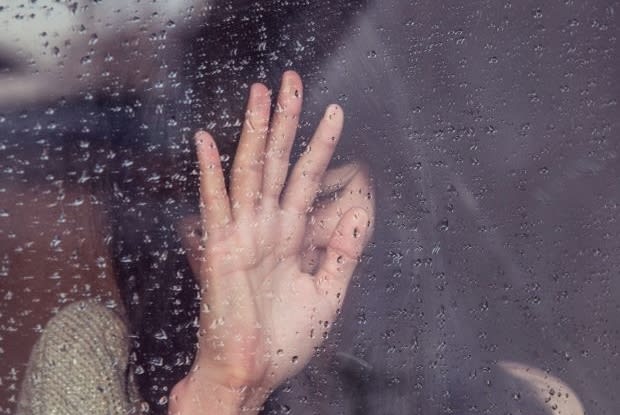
[157,396,168,406]
[154,330,168,341]
[149,357,164,367]
[49,235,62,250]
[437,219,449,232]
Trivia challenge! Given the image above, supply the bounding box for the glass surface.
[1,1,618,414]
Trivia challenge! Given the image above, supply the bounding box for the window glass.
[1,1,618,414]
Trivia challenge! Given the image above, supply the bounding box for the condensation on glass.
[1,1,618,414]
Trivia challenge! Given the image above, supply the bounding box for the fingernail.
[195,131,207,144]
[325,104,342,121]
[250,83,261,95]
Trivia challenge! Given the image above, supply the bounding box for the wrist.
[169,375,245,415]
[169,371,269,415]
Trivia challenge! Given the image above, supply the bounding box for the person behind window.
[17,71,375,415]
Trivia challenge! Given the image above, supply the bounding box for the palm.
[189,71,372,394]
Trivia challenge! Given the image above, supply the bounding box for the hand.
[180,164,375,286]
[170,71,373,414]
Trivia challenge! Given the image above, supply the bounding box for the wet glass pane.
[1,1,618,414]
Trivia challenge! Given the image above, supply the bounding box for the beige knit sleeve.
[16,301,140,415]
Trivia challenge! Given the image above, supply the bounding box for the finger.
[281,104,344,215]
[307,163,374,248]
[314,207,370,312]
[230,83,271,215]
[300,164,374,274]
[195,131,232,235]
[262,70,303,206]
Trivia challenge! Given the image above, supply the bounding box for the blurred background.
[1,1,618,414]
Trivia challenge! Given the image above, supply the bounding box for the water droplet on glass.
[437,219,449,232]
[154,330,168,340]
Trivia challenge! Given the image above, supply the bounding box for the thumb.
[314,207,370,311]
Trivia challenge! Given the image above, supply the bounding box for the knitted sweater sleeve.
[16,301,140,415]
